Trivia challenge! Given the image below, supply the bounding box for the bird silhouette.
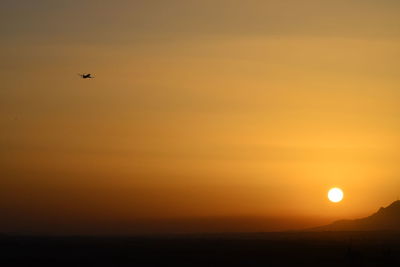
[79,73,94,79]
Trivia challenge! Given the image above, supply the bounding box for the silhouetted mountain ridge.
[310,200,400,231]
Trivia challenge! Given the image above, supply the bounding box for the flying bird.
[79,73,94,79]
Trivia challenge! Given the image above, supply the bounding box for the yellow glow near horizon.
[328,188,344,203]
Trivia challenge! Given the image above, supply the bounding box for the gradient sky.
[1,0,400,234]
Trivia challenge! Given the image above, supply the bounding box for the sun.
[328,188,343,203]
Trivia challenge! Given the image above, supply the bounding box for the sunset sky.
[2,0,400,234]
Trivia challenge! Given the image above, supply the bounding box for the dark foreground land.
[1,231,400,266]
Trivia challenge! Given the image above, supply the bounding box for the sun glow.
[328,188,344,203]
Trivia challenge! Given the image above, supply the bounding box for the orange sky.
[1,0,400,234]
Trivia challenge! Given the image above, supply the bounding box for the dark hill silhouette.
[310,200,400,231]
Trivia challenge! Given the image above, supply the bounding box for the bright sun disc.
[328,188,343,203]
